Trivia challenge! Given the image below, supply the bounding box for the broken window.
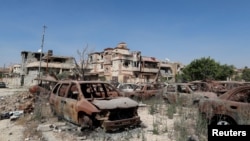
[89,56,93,62]
[123,60,130,67]
[81,84,93,99]
[67,84,79,100]
[58,84,69,97]
[229,89,250,103]
[167,85,176,92]
[92,83,104,98]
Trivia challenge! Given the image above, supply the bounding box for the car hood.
[92,97,138,110]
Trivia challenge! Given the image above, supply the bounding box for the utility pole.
[38,25,47,79]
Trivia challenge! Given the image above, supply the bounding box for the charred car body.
[121,83,165,101]
[117,83,139,92]
[189,80,245,96]
[163,83,217,106]
[49,80,141,131]
[199,86,250,125]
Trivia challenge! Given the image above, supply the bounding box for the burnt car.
[121,83,165,101]
[189,80,244,96]
[188,81,212,92]
[49,80,141,131]
[117,83,139,92]
[29,74,58,95]
[199,85,250,125]
[210,81,244,96]
[163,83,217,106]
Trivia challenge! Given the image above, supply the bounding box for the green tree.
[180,57,235,81]
[216,64,235,80]
[242,67,250,81]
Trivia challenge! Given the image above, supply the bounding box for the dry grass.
[141,96,208,141]
[8,90,209,141]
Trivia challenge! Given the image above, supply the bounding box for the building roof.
[141,56,160,62]
[26,62,74,69]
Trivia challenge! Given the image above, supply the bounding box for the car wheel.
[78,114,94,130]
[217,120,231,125]
[211,116,236,125]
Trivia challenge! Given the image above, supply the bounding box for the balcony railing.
[140,68,159,73]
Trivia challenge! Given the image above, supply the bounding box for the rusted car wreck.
[163,83,217,106]
[199,85,250,125]
[49,80,141,131]
[189,80,245,96]
[121,83,166,101]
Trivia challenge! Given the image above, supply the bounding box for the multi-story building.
[88,42,182,83]
[21,50,75,75]
[20,50,75,85]
[14,42,183,86]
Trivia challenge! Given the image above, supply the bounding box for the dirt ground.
[0,87,203,141]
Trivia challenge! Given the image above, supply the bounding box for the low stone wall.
[2,75,37,88]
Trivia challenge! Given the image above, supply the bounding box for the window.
[229,89,250,103]
[68,84,79,99]
[58,84,69,97]
[122,60,130,68]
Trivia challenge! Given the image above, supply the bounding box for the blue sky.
[1,0,250,68]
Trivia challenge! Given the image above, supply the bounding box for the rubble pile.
[0,90,36,120]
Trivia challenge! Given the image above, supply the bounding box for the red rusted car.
[199,85,250,125]
[49,80,141,131]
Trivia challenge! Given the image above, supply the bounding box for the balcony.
[140,68,159,73]
[131,67,140,71]
[103,60,112,65]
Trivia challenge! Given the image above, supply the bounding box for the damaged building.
[14,42,183,86]
[88,42,183,83]
[20,50,75,85]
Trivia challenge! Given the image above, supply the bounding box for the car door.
[62,83,79,123]
[58,83,70,119]
[176,84,194,106]
[50,83,68,118]
[145,84,162,98]
[227,90,250,124]
[164,84,178,104]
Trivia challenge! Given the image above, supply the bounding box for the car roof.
[219,85,250,100]
[57,80,111,84]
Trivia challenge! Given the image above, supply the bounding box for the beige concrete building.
[7,42,183,86]
[87,42,183,83]
[20,50,75,85]
[21,50,75,74]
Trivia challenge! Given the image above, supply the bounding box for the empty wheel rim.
[217,120,230,125]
